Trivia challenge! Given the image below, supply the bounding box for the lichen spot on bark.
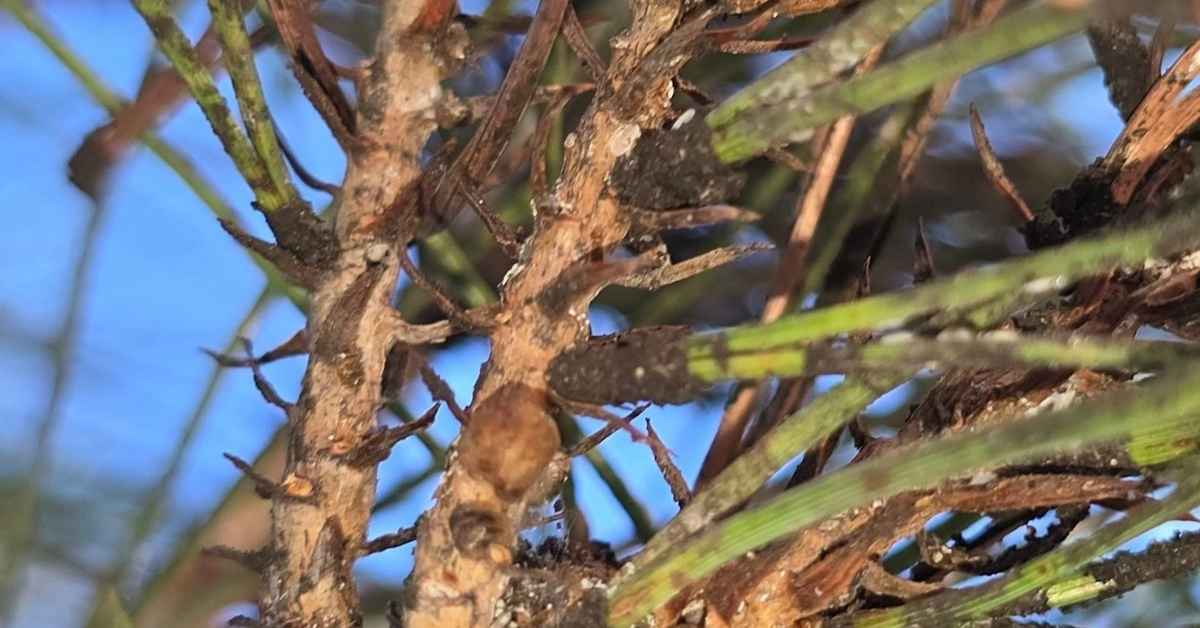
[608,122,642,158]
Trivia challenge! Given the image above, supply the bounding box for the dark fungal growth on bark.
[609,108,746,210]
[548,326,706,405]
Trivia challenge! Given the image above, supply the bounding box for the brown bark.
[400,2,709,625]
[112,1,1200,626]
[257,3,464,625]
[694,474,1144,626]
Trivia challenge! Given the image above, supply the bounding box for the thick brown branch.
[253,2,462,625]
[403,0,704,623]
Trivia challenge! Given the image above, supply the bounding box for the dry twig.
[968,103,1035,222]
[645,421,692,507]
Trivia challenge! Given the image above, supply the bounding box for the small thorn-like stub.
[913,216,937,284]
[363,524,419,555]
[202,347,247,368]
[419,362,469,424]
[456,178,525,258]
[617,243,772,291]
[397,248,494,331]
[341,403,438,467]
[261,328,308,362]
[645,420,691,507]
[241,339,295,412]
[969,103,1035,223]
[385,309,456,346]
[536,252,660,317]
[202,544,276,573]
[530,90,575,203]
[202,329,308,368]
[217,218,322,289]
[273,117,340,196]
[561,399,650,455]
[223,452,283,499]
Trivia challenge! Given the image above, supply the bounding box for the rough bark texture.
[399,2,703,624]
[258,3,461,625]
[52,0,1200,625]
[689,473,1143,627]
